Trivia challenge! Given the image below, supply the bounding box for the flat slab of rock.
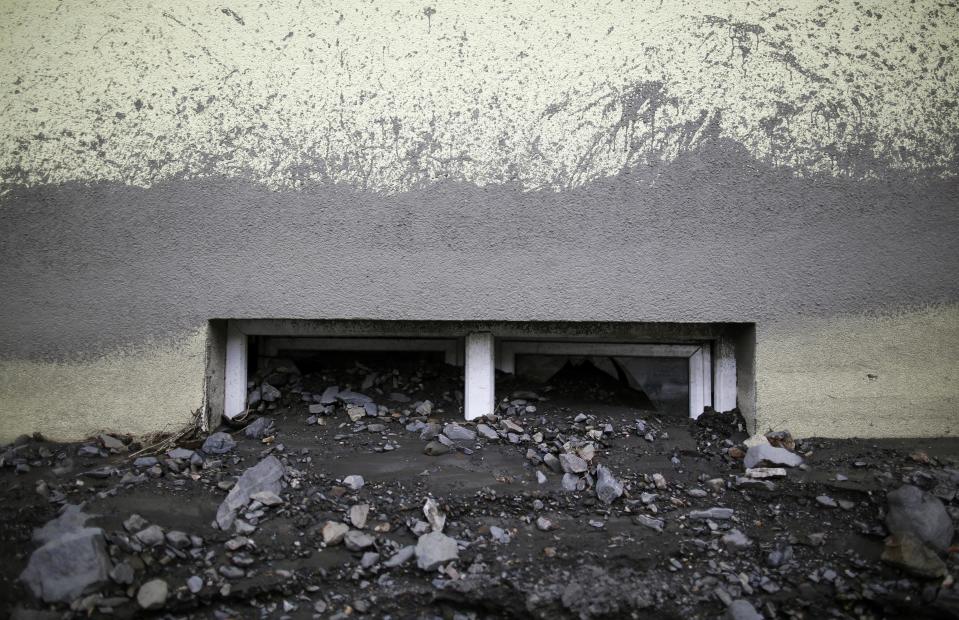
[20,527,111,603]
[415,531,459,570]
[216,456,285,530]
[744,444,803,469]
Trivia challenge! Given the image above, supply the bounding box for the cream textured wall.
[0,329,207,442]
[1,0,957,191]
[0,1,957,441]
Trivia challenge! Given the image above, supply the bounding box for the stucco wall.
[1,1,957,441]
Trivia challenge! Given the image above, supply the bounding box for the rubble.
[215,456,285,530]
[19,528,111,603]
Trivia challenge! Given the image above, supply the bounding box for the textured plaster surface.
[756,305,959,439]
[1,0,958,191]
[0,329,207,442]
[0,1,957,440]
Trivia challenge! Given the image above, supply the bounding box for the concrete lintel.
[465,332,495,420]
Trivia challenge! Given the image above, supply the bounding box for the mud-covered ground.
[1,356,958,619]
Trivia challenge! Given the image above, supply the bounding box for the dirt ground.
[1,356,958,619]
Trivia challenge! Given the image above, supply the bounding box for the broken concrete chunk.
[743,444,803,469]
[20,527,111,604]
[415,531,458,570]
[216,456,285,530]
[885,484,954,552]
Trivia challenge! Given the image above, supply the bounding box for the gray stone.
[343,474,364,491]
[415,400,433,415]
[559,453,588,474]
[133,456,158,468]
[389,392,411,402]
[350,504,370,529]
[19,527,111,603]
[319,386,339,404]
[338,390,372,405]
[244,417,275,439]
[123,513,148,533]
[216,456,285,530]
[881,532,948,578]
[201,432,236,455]
[415,531,459,571]
[187,575,203,594]
[165,530,191,549]
[722,529,752,550]
[476,424,499,439]
[384,545,415,567]
[98,434,125,451]
[344,530,375,551]
[322,521,349,545]
[250,490,283,506]
[536,516,558,531]
[543,453,561,473]
[109,562,134,585]
[423,441,450,456]
[136,579,168,610]
[561,473,581,492]
[360,552,379,568]
[726,600,763,620]
[816,495,838,508]
[743,444,804,469]
[634,514,664,532]
[595,465,623,504]
[886,484,954,552]
[135,525,165,547]
[33,504,94,544]
[689,507,734,520]
[443,423,476,442]
[167,447,194,460]
[260,382,281,402]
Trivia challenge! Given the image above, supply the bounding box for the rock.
[19,527,111,603]
[415,531,459,570]
[216,456,285,530]
[886,485,954,552]
[595,465,623,504]
[536,516,559,531]
[634,514,664,532]
[384,545,415,568]
[338,390,372,405]
[135,525,165,547]
[250,490,283,506]
[260,382,281,402]
[767,542,794,568]
[346,406,366,422]
[350,504,370,529]
[476,424,499,440]
[322,521,349,545]
[343,475,364,491]
[543,453,561,473]
[319,386,340,404]
[745,467,786,479]
[743,444,803,469]
[722,529,752,550]
[33,504,95,544]
[415,400,433,415]
[244,417,275,439]
[536,471,548,484]
[344,530,375,551]
[559,453,588,474]
[443,423,476,442]
[360,552,379,568]
[201,432,236,455]
[109,562,134,585]
[561,473,581,492]
[133,456,158,468]
[389,392,411,402]
[689,507,734,520]
[881,533,948,579]
[423,497,446,532]
[726,599,763,620]
[122,514,148,533]
[423,441,450,456]
[167,447,194,460]
[816,495,838,508]
[187,575,203,594]
[97,434,125,451]
[652,473,667,489]
[164,530,191,549]
[136,579,168,610]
